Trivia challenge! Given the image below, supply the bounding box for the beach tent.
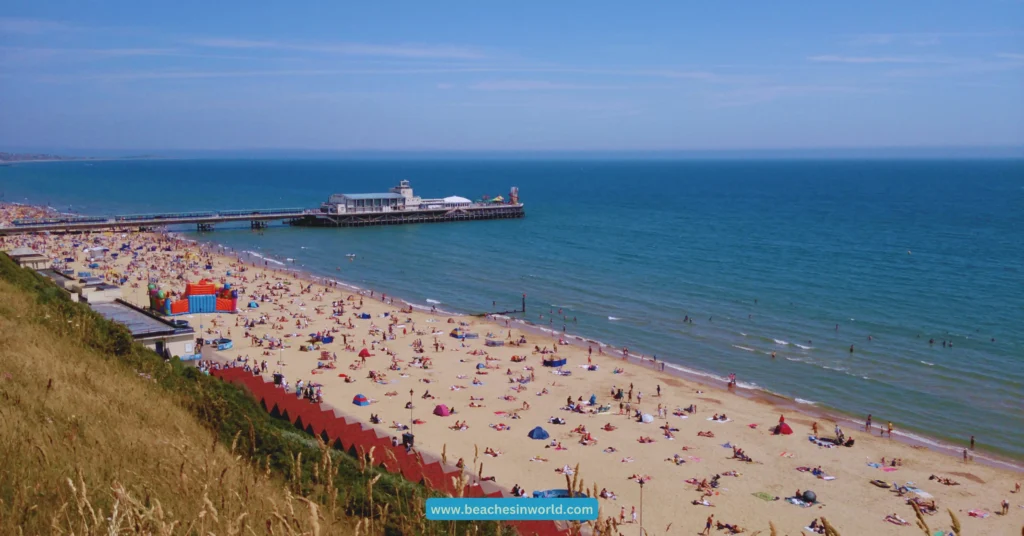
[358,348,373,358]
[358,313,371,319]
[248,301,259,308]
[433,404,451,417]
[775,422,794,435]
[801,490,817,504]
[542,357,568,367]
[352,394,370,406]
[641,413,654,423]
[527,426,550,440]
[588,394,597,406]
[476,363,487,369]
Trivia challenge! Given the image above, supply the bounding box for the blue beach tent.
[528,426,550,440]
[352,394,370,406]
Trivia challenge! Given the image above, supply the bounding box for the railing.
[115,211,217,222]
[12,216,108,226]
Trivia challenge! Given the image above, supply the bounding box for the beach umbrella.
[358,348,373,358]
[776,422,794,435]
[433,404,450,416]
[352,394,370,406]
[527,426,550,440]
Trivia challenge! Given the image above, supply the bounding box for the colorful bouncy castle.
[149,279,238,316]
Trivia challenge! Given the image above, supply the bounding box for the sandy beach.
[2,205,1021,535]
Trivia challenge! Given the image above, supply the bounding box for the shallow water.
[4,158,1022,460]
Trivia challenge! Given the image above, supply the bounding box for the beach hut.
[774,422,794,435]
[433,404,451,417]
[358,348,373,358]
[527,426,550,440]
[352,394,370,406]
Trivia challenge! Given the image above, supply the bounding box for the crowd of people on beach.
[2,201,1021,535]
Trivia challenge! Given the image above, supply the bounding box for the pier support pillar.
[250,220,268,229]
[197,223,214,232]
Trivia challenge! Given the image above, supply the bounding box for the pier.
[0,208,309,236]
[0,181,524,236]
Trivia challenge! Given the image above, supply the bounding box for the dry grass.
[0,278,351,534]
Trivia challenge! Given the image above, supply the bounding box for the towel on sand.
[752,492,776,502]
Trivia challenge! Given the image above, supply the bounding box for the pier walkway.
[0,208,309,236]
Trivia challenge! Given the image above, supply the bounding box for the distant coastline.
[0,152,162,164]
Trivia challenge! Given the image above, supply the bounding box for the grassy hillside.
[0,255,505,535]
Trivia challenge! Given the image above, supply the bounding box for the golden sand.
[3,223,1021,535]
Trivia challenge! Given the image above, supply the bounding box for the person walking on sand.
[619,506,625,524]
[701,514,714,535]
[970,435,975,450]
[630,505,637,523]
[865,414,872,432]
[887,421,894,438]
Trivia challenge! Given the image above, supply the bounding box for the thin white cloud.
[27,65,735,84]
[846,32,1009,47]
[470,80,613,91]
[996,53,1024,60]
[0,17,70,35]
[187,37,485,59]
[808,55,954,64]
[887,59,1024,78]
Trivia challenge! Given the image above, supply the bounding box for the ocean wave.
[794,398,816,405]
[920,361,935,366]
[794,343,813,350]
[773,338,789,345]
[426,299,442,304]
[608,316,621,321]
[732,345,756,352]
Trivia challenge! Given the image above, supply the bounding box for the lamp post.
[409,389,415,426]
[638,479,644,535]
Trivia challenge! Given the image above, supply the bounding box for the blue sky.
[1,2,1022,152]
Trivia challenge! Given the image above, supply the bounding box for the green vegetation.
[0,254,509,535]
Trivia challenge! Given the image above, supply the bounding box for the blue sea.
[3,158,1023,462]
